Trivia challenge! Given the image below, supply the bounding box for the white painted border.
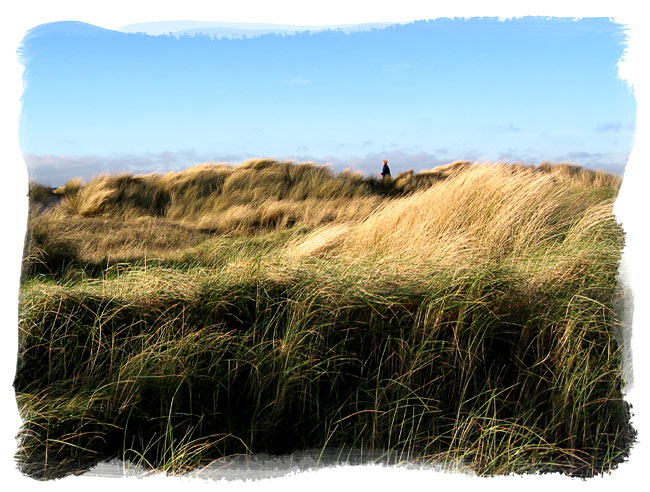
[2,2,647,490]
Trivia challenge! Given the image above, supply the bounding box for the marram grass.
[16,160,634,479]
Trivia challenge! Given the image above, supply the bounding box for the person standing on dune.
[381,160,391,180]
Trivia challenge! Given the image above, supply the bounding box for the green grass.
[15,160,634,479]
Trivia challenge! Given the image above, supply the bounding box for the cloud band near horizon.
[23,149,630,186]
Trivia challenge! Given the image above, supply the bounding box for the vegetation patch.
[16,159,634,479]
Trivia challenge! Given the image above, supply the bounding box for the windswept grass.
[16,159,632,479]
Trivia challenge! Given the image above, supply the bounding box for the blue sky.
[19,17,636,185]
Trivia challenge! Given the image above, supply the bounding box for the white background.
[1,1,648,490]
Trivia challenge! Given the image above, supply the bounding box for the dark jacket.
[381,163,391,177]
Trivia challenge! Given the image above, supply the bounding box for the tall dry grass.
[16,159,631,479]
[54,159,393,220]
[287,163,620,274]
[24,159,619,276]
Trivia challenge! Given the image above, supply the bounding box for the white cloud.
[595,122,625,133]
[23,147,630,187]
[554,151,628,173]
[332,150,452,175]
[495,149,628,174]
[23,150,251,185]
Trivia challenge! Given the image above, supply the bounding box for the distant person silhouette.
[381,160,391,180]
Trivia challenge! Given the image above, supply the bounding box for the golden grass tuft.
[287,162,620,274]
[285,223,353,259]
[54,177,83,196]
